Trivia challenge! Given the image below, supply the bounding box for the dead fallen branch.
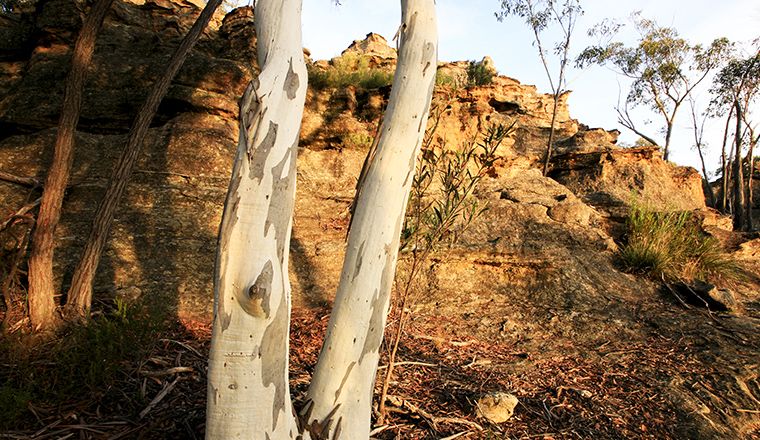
[139,378,179,419]
[385,395,484,433]
[0,170,40,188]
[0,198,40,232]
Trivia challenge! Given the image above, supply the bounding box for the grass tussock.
[0,300,163,430]
[308,53,393,90]
[618,204,739,283]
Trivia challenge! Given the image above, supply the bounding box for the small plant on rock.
[378,118,514,421]
[466,60,494,87]
[618,203,739,283]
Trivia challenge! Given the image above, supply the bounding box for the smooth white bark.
[305,1,438,438]
[206,0,307,438]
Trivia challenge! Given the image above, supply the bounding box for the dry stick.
[26,0,115,330]
[0,170,40,187]
[0,198,40,232]
[65,0,224,316]
[139,378,179,419]
[1,218,33,332]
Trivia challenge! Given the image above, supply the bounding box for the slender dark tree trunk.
[732,100,745,231]
[720,108,734,212]
[746,127,756,230]
[542,92,560,176]
[26,0,114,330]
[663,119,674,161]
[65,0,223,317]
[696,146,716,207]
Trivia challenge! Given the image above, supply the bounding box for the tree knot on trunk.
[239,260,273,318]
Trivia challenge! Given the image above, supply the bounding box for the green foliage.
[341,132,373,149]
[308,53,393,90]
[618,203,738,283]
[466,60,494,87]
[435,70,461,89]
[0,301,163,430]
[709,52,760,112]
[401,122,514,253]
[577,14,731,114]
[497,0,583,32]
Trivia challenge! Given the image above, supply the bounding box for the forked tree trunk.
[305,1,437,438]
[65,0,223,317]
[26,0,114,330]
[205,0,307,437]
[205,1,437,438]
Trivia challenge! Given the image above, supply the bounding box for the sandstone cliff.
[1,2,758,438]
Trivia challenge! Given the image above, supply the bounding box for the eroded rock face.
[341,32,397,61]
[0,0,719,321]
[0,0,254,316]
[550,147,706,221]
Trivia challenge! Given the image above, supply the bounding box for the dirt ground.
[2,272,759,439]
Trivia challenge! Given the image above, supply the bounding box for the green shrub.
[341,132,373,149]
[466,60,494,87]
[308,53,393,90]
[435,70,461,89]
[618,204,738,283]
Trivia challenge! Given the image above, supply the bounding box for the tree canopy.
[577,13,731,159]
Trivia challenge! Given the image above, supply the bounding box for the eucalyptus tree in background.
[577,13,730,161]
[26,0,114,330]
[205,0,438,438]
[65,0,224,319]
[496,0,582,176]
[710,49,760,230]
[687,96,716,207]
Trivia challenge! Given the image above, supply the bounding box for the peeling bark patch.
[240,260,273,318]
[241,79,261,136]
[267,145,297,264]
[360,287,387,362]
[334,361,356,404]
[218,170,243,256]
[403,11,418,44]
[284,58,300,100]
[221,311,231,331]
[215,164,245,328]
[261,289,288,431]
[352,241,366,282]
[248,121,279,181]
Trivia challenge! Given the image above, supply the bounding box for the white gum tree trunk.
[206,1,437,438]
[305,1,438,438]
[206,0,307,437]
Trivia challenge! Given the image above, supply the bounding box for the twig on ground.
[0,170,40,187]
[385,395,484,433]
[139,378,179,419]
[159,338,203,357]
[0,198,39,232]
[140,366,194,377]
[377,361,437,370]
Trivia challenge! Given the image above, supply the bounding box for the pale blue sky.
[300,1,759,176]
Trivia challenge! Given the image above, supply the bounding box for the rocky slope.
[1,1,759,438]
